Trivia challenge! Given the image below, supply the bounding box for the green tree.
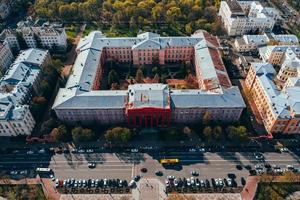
[135,68,144,83]
[51,125,70,142]
[213,126,222,140]
[72,127,95,143]
[202,111,211,126]
[203,126,213,142]
[108,69,119,87]
[41,118,58,134]
[227,126,247,142]
[105,127,132,143]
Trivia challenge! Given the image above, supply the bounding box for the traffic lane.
[52,163,133,180]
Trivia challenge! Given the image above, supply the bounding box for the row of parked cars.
[253,164,297,175]
[165,176,235,189]
[55,178,130,189]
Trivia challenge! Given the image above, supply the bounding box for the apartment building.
[53,30,245,127]
[0,0,13,20]
[219,0,278,36]
[245,62,300,134]
[0,20,67,52]
[0,48,50,136]
[259,46,300,65]
[0,41,14,72]
[274,49,300,88]
[234,33,299,52]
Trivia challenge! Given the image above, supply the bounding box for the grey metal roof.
[128,84,170,109]
[53,90,127,109]
[0,48,48,120]
[14,48,49,66]
[170,86,246,108]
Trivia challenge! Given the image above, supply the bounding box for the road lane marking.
[0,159,299,164]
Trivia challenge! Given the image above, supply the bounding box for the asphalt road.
[1,150,299,186]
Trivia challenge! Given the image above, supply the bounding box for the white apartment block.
[234,33,299,52]
[0,41,14,72]
[0,21,67,52]
[0,0,13,20]
[0,48,50,136]
[219,0,278,36]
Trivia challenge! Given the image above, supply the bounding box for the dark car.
[241,177,246,186]
[245,165,252,170]
[155,171,163,176]
[134,175,141,182]
[236,165,243,170]
[205,179,210,188]
[140,168,147,173]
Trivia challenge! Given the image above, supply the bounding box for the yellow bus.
[160,159,179,165]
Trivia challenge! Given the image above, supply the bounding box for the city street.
[1,150,299,186]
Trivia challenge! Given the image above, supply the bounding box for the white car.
[77,149,85,153]
[287,165,294,170]
[189,148,196,152]
[50,174,55,181]
[27,150,34,155]
[131,149,139,153]
[187,178,191,186]
[279,148,289,153]
[167,175,175,180]
[226,178,233,187]
[10,170,18,175]
[129,180,136,187]
[38,149,46,154]
[55,179,59,188]
[190,177,195,185]
[174,179,178,187]
[86,149,94,153]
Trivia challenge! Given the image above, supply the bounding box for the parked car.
[86,149,94,153]
[254,152,264,160]
[279,147,289,153]
[191,171,199,176]
[129,180,136,187]
[27,150,34,155]
[131,149,139,153]
[140,168,147,173]
[88,162,96,168]
[155,171,163,176]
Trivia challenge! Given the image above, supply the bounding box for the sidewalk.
[240,176,260,200]
[132,178,167,200]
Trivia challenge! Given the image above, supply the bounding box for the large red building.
[53,30,246,127]
[126,84,171,127]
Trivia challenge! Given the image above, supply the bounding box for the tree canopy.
[71,127,95,143]
[34,0,224,36]
[105,127,132,143]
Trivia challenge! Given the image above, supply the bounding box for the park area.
[0,184,46,200]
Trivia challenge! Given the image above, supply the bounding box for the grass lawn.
[254,182,300,200]
[0,184,46,200]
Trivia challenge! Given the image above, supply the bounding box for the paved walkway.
[240,176,260,200]
[132,178,167,200]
